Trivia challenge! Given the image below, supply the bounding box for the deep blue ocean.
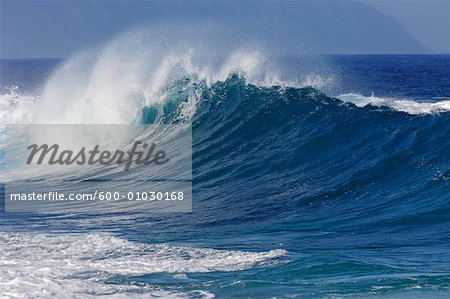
[1,55,449,298]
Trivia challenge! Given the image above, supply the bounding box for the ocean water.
[0,51,449,298]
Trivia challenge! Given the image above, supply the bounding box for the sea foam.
[0,232,286,298]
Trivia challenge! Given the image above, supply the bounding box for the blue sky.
[0,0,449,58]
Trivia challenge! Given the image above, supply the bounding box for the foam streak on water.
[338,93,450,115]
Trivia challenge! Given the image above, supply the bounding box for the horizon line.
[2,53,450,60]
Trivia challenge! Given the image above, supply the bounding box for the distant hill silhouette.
[0,0,429,58]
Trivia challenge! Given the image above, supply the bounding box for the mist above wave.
[31,25,282,124]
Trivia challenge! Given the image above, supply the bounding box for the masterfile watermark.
[26,141,170,171]
[1,124,192,213]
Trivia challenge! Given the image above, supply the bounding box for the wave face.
[186,77,450,298]
[1,30,450,297]
[180,75,450,225]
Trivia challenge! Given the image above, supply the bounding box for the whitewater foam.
[0,232,286,298]
[338,93,450,115]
